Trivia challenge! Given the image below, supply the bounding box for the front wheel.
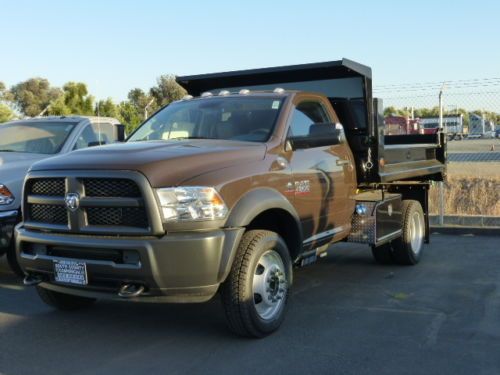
[221,230,292,338]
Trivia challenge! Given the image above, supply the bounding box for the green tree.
[149,75,186,107]
[0,81,14,102]
[47,82,94,115]
[61,82,94,115]
[127,88,154,119]
[117,101,143,134]
[10,78,62,117]
[0,103,14,123]
[95,98,118,118]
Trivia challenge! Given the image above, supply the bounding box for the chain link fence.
[375,78,500,224]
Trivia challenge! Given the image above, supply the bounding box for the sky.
[1,0,499,103]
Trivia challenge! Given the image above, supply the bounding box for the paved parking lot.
[1,233,499,375]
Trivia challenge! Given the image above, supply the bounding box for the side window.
[91,123,116,144]
[289,101,330,137]
[74,125,98,150]
[73,123,117,151]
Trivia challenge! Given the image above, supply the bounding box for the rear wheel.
[392,200,425,265]
[36,286,96,310]
[221,230,292,338]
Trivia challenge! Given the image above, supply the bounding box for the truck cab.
[15,59,446,337]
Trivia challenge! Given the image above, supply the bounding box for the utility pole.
[144,98,155,120]
[438,84,446,226]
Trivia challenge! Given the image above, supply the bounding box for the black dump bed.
[177,58,446,185]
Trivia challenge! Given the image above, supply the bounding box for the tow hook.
[118,284,145,298]
[23,274,43,286]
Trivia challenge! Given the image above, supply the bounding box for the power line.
[374,77,500,91]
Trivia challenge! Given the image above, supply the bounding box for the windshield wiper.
[0,149,17,152]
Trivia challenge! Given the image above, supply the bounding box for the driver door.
[288,96,354,246]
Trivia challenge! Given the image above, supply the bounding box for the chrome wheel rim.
[252,250,287,320]
[409,211,424,255]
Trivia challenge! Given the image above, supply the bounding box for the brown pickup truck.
[16,59,446,337]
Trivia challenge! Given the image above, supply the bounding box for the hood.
[0,152,49,184]
[31,140,267,187]
[0,152,51,210]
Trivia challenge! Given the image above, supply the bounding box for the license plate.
[54,260,88,286]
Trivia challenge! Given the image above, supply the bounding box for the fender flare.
[217,188,303,283]
[225,187,303,240]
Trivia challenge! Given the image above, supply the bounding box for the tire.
[221,230,292,338]
[36,286,96,310]
[371,243,394,264]
[392,200,425,265]
[6,241,24,278]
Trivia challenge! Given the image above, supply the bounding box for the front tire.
[392,200,425,265]
[36,286,96,310]
[221,230,292,338]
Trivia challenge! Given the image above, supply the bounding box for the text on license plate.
[54,260,88,285]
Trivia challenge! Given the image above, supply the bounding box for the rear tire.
[36,286,96,310]
[221,230,292,338]
[371,243,394,264]
[392,200,425,265]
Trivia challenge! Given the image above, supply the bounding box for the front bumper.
[16,226,244,303]
[0,210,18,252]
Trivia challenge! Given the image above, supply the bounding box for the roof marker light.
[201,92,213,98]
[218,90,230,96]
[182,95,193,100]
[273,87,285,94]
[239,89,250,95]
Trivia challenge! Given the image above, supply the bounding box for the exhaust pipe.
[118,283,145,298]
[23,274,43,286]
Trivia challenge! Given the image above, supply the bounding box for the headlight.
[0,184,15,205]
[155,186,228,222]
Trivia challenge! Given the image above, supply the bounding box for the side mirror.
[289,122,342,150]
[116,124,126,142]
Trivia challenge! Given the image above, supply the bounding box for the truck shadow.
[0,240,454,375]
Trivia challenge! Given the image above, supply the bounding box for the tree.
[10,78,62,117]
[47,82,94,116]
[0,103,14,123]
[95,98,118,118]
[61,82,94,115]
[127,88,154,119]
[117,101,143,134]
[0,81,13,102]
[149,75,186,107]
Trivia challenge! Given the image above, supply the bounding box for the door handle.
[336,159,350,166]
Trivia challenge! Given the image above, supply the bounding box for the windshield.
[0,122,77,154]
[128,96,284,143]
